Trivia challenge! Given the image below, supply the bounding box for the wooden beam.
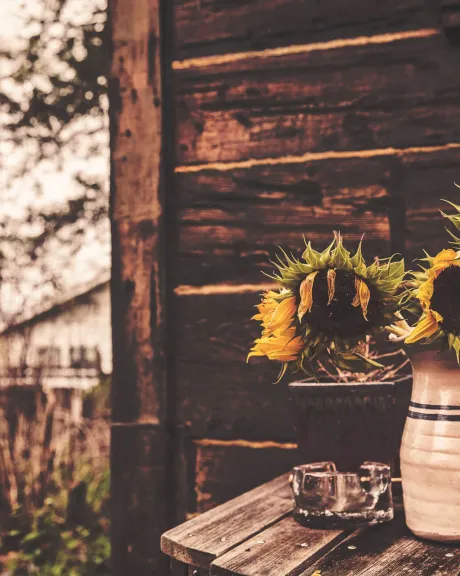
[193,439,299,513]
[174,143,460,174]
[174,31,460,167]
[173,0,434,60]
[173,28,438,71]
[109,0,175,573]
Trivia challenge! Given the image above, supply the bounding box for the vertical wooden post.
[108,0,173,573]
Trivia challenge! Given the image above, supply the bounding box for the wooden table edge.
[161,533,215,569]
[161,473,292,569]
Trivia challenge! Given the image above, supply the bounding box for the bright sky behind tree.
[0,0,109,327]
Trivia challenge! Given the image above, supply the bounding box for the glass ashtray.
[291,461,394,529]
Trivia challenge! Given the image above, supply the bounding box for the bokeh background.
[0,1,110,573]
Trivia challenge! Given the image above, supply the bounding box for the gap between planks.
[195,438,297,450]
[174,283,275,296]
[175,143,460,174]
[173,28,439,70]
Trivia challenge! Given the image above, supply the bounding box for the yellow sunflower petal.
[416,249,460,311]
[432,248,458,269]
[251,292,296,335]
[264,296,296,336]
[352,277,371,321]
[252,297,277,321]
[404,312,441,344]
[417,278,434,311]
[247,327,304,362]
[327,268,336,305]
[298,271,319,322]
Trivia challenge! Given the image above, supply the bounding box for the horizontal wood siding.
[177,147,460,286]
[177,292,292,440]
[174,33,460,166]
[174,0,433,59]
[176,159,391,286]
[194,440,299,512]
[169,3,460,522]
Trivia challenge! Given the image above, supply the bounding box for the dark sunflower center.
[430,266,460,336]
[300,269,381,338]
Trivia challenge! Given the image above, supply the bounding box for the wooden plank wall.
[170,0,460,515]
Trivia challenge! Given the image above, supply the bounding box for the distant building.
[0,272,111,392]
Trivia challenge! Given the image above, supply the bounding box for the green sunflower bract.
[248,233,405,380]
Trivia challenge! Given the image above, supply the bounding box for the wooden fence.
[109,0,460,573]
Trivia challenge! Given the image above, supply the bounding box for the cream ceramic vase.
[400,350,460,542]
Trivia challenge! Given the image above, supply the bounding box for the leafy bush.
[0,468,111,575]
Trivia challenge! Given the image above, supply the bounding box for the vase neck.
[409,350,460,406]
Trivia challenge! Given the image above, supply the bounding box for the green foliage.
[0,469,111,576]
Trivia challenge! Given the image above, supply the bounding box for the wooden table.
[161,474,460,575]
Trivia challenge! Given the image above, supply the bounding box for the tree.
[0,0,109,325]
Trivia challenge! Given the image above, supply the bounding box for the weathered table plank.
[303,516,460,575]
[163,476,460,576]
[161,474,293,569]
[210,515,348,576]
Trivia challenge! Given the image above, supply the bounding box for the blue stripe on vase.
[410,401,460,411]
[408,410,460,422]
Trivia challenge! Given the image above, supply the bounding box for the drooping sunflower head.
[401,198,460,360]
[248,233,404,380]
[403,248,460,359]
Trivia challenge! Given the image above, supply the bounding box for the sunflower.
[403,248,460,358]
[400,197,460,360]
[248,233,404,379]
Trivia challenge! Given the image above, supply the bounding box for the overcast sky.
[0,0,110,323]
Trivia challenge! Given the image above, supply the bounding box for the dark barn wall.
[110,0,460,572]
[171,0,460,514]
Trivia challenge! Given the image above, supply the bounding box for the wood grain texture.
[194,439,299,513]
[210,516,346,576]
[175,33,460,165]
[174,0,433,59]
[109,0,166,426]
[161,474,293,569]
[176,147,460,286]
[176,159,392,287]
[109,0,173,573]
[176,292,294,440]
[303,516,460,575]
[111,425,168,575]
